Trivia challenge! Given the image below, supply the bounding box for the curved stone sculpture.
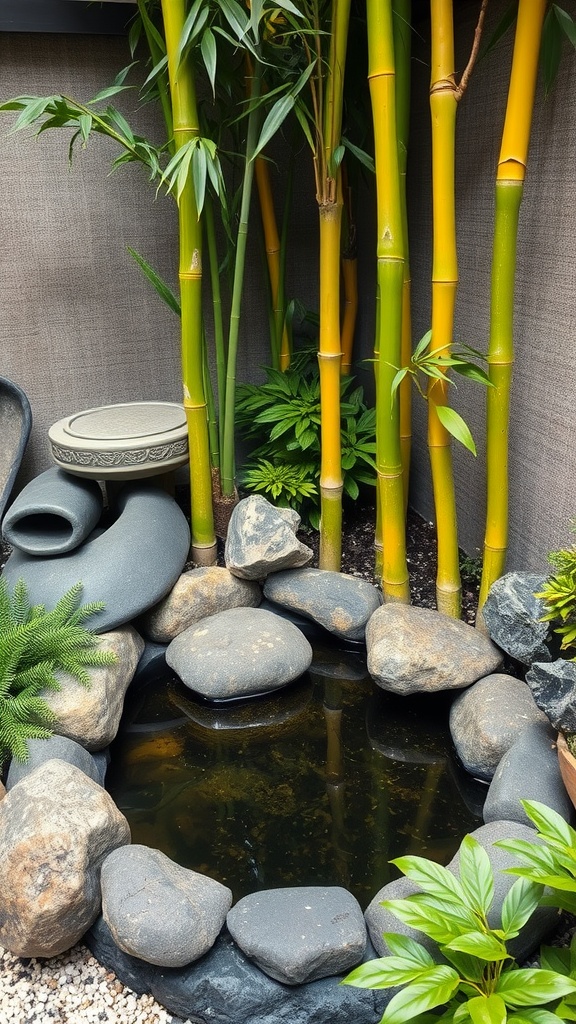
[0,376,32,521]
[3,466,102,554]
[3,485,191,633]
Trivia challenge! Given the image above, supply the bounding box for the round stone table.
[48,401,189,481]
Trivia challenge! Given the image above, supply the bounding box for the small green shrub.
[496,799,576,916]
[342,833,576,1023]
[535,526,576,659]
[236,351,376,527]
[0,578,116,770]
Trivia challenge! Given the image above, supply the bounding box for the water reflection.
[107,642,486,908]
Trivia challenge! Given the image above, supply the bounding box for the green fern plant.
[535,522,576,659]
[0,578,116,770]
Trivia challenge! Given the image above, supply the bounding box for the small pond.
[107,637,487,908]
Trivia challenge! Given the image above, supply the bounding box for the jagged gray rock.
[166,606,312,699]
[483,721,573,825]
[525,659,576,734]
[42,626,144,751]
[366,605,503,695]
[226,886,366,985]
[140,566,261,642]
[263,568,381,641]
[224,494,312,580]
[365,820,558,964]
[0,759,130,957]
[101,845,232,968]
[449,674,549,781]
[482,572,551,665]
[6,734,102,790]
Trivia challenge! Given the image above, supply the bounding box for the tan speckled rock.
[41,625,144,751]
[141,566,261,642]
[0,782,5,802]
[366,604,503,695]
[0,759,130,958]
[263,568,381,640]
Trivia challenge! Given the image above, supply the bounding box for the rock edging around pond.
[0,491,573,1024]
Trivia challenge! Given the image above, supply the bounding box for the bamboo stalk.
[428,0,460,616]
[255,155,287,369]
[478,0,546,611]
[340,166,358,375]
[204,196,226,461]
[393,0,412,514]
[367,0,410,602]
[161,0,216,565]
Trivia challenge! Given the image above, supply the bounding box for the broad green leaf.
[380,967,460,1024]
[509,1010,569,1024]
[127,248,181,317]
[539,943,571,976]
[501,878,543,937]
[554,6,576,49]
[458,835,494,915]
[444,932,508,962]
[391,854,468,906]
[441,947,486,983]
[383,898,471,945]
[467,994,507,1024]
[496,838,561,876]
[201,28,217,95]
[342,956,438,989]
[521,800,576,851]
[495,968,576,1007]
[381,934,436,967]
[434,405,477,455]
[254,94,295,159]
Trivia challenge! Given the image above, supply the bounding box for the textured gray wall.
[2,4,575,576]
[407,0,576,572]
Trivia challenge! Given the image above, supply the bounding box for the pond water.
[107,638,487,909]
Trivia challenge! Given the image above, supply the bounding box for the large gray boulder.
[226,886,366,985]
[450,674,549,781]
[101,845,232,968]
[6,734,102,790]
[525,659,576,734]
[0,759,130,957]
[166,607,312,700]
[482,572,551,665]
[366,605,503,695]
[225,494,312,580]
[263,568,381,641]
[483,721,573,826]
[365,820,558,964]
[41,626,144,751]
[140,566,261,642]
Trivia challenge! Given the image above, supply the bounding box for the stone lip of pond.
[0,476,572,1024]
[0,375,32,521]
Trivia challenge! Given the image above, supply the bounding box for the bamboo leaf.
[142,55,169,91]
[192,142,207,215]
[253,94,295,159]
[89,83,132,105]
[177,0,205,65]
[434,406,477,456]
[451,362,494,387]
[127,247,181,317]
[480,3,517,60]
[12,96,59,132]
[541,7,563,96]
[554,6,576,49]
[201,28,218,96]
[342,135,375,173]
[274,0,303,16]
[413,329,433,361]
[218,0,250,43]
[78,113,92,143]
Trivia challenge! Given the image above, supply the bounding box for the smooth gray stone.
[166,607,313,700]
[226,886,366,985]
[85,917,388,1024]
[0,377,32,521]
[450,674,549,781]
[483,721,573,826]
[263,568,381,641]
[482,572,551,665]
[6,734,102,790]
[365,820,558,964]
[101,845,232,968]
[91,749,110,787]
[171,677,312,732]
[366,605,503,695]
[526,659,576,733]
[3,485,190,633]
[133,642,168,683]
[2,466,102,554]
[225,494,313,580]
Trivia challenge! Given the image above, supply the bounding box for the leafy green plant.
[496,799,576,916]
[342,834,576,1023]
[0,578,116,771]
[535,526,576,659]
[236,350,376,527]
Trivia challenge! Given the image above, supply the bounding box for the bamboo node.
[430,75,457,96]
[183,398,207,412]
[317,352,342,362]
[179,271,202,281]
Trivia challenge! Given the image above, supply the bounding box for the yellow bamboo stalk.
[161,0,216,565]
[368,0,410,602]
[340,255,358,375]
[478,0,546,611]
[428,0,460,617]
[255,155,285,368]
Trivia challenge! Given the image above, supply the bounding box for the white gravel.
[0,942,189,1024]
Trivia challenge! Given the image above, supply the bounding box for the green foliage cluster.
[0,579,116,770]
[343,809,576,1024]
[235,350,376,527]
[536,525,576,659]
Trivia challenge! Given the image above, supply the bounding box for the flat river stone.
[263,568,381,640]
[366,605,503,694]
[166,607,313,699]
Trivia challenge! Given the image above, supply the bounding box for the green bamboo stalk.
[161,0,216,565]
[204,194,227,463]
[368,0,410,602]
